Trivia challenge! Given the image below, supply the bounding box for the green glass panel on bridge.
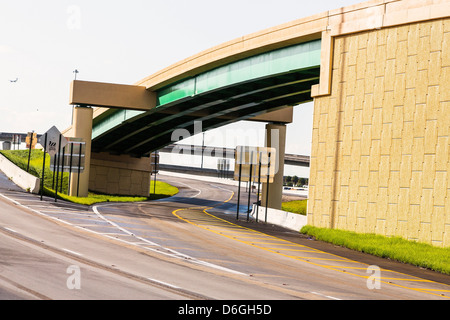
[156,39,321,106]
[156,78,197,107]
[92,109,144,140]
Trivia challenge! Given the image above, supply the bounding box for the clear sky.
[0,0,364,175]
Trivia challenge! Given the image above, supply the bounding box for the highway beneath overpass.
[0,171,449,302]
[159,143,310,167]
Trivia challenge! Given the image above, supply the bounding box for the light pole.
[201,132,205,169]
[72,69,79,124]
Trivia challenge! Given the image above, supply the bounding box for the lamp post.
[72,69,79,124]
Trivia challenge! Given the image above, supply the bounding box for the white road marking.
[310,291,342,300]
[93,204,247,276]
[1,191,246,276]
[62,248,83,256]
[155,180,202,201]
[147,278,181,290]
[39,210,91,216]
[209,184,234,193]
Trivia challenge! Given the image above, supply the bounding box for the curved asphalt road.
[0,170,449,301]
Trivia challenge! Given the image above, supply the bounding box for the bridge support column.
[261,123,286,210]
[69,106,93,197]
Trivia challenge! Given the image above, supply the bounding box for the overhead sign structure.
[234,146,276,183]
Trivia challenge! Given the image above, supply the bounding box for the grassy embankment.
[300,225,450,275]
[280,197,449,275]
[0,149,178,205]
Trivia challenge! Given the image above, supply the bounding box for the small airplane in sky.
[9,78,18,83]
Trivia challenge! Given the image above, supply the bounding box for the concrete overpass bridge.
[64,0,450,247]
[87,40,320,157]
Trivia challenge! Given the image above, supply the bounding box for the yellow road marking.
[171,190,450,299]
[268,248,321,253]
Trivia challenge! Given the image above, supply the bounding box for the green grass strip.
[1,149,178,205]
[40,180,178,206]
[281,199,307,215]
[300,225,450,275]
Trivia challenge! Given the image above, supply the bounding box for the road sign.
[217,158,230,171]
[234,146,276,183]
[49,138,85,173]
[150,152,159,174]
[12,134,21,145]
[39,126,68,156]
[26,132,37,149]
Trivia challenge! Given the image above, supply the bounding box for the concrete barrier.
[160,170,241,187]
[0,153,40,194]
[251,205,307,232]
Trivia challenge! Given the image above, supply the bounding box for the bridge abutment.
[308,16,450,247]
[89,152,152,197]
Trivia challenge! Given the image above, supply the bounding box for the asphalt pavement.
[0,169,449,301]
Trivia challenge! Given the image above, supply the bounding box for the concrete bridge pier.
[261,122,286,210]
[69,106,93,198]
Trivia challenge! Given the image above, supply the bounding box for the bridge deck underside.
[92,67,320,157]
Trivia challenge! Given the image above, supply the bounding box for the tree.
[299,177,306,186]
[285,176,292,186]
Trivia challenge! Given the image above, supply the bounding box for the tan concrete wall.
[261,123,287,210]
[308,17,450,247]
[69,106,93,198]
[70,80,156,111]
[89,152,152,197]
